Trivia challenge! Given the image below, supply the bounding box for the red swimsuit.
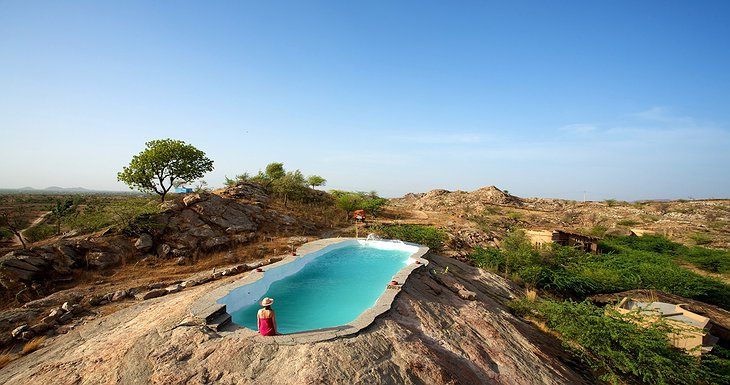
[258,316,276,336]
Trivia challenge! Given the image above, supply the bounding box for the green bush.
[23,224,56,243]
[616,219,638,227]
[372,224,447,249]
[469,235,730,309]
[589,225,608,237]
[65,197,160,234]
[683,247,730,274]
[510,299,728,385]
[689,232,713,245]
[506,211,523,220]
[0,228,12,241]
[470,246,505,271]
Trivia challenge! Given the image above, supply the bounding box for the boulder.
[40,315,58,325]
[87,252,120,269]
[157,244,172,258]
[204,236,230,249]
[135,234,154,252]
[30,322,51,334]
[57,312,73,324]
[11,324,28,338]
[190,196,257,231]
[0,252,47,281]
[165,285,182,294]
[160,200,184,211]
[48,308,64,320]
[183,194,202,206]
[148,282,167,290]
[141,289,167,300]
[20,331,34,340]
[111,290,128,302]
[88,295,104,306]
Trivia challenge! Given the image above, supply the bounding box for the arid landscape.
[1,183,729,384]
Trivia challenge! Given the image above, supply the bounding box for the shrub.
[683,247,730,274]
[506,211,523,220]
[23,224,56,243]
[372,224,447,250]
[589,225,608,237]
[469,246,504,271]
[689,232,712,246]
[470,235,730,310]
[616,219,638,227]
[510,299,724,385]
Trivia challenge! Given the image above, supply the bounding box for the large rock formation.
[0,183,318,302]
[0,254,594,385]
[392,186,519,215]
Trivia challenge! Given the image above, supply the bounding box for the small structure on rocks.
[526,229,599,254]
[616,297,718,356]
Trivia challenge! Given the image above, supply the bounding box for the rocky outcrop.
[391,186,520,215]
[0,182,318,303]
[0,254,594,385]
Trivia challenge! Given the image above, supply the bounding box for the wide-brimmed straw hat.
[260,297,274,306]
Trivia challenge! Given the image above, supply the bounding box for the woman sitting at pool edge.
[257,297,278,336]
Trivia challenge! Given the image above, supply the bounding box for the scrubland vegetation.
[370,224,447,250]
[471,233,730,384]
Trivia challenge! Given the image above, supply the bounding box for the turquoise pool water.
[229,244,412,334]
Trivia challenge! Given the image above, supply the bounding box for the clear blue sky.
[2,1,729,200]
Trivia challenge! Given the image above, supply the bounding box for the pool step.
[204,304,228,324]
[208,312,232,332]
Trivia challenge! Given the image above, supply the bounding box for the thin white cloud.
[631,106,695,126]
[388,133,483,144]
[558,123,600,134]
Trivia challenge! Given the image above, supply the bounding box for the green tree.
[360,195,388,217]
[333,191,362,220]
[306,175,327,189]
[50,199,76,235]
[500,229,537,275]
[272,170,307,207]
[117,139,214,202]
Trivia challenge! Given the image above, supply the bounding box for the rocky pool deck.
[190,237,430,344]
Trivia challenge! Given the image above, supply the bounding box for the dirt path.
[11,211,51,247]
[677,262,730,285]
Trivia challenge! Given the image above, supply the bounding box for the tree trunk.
[12,230,26,249]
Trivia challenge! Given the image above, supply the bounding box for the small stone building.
[616,298,718,356]
[525,229,599,254]
[552,230,599,254]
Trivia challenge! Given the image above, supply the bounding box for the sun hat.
[260,297,274,306]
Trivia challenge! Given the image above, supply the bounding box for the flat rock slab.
[0,254,595,385]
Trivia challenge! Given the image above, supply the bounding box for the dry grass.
[525,289,538,302]
[0,351,16,369]
[21,336,46,355]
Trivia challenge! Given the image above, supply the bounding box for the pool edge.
[189,237,430,344]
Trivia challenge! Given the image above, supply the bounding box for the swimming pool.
[218,239,426,334]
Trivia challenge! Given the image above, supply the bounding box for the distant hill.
[44,186,92,192]
[0,187,140,195]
